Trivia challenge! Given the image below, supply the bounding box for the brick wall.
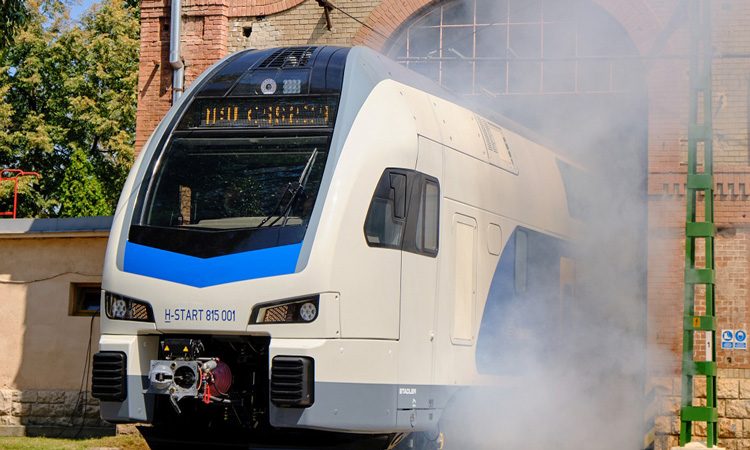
[642,3,750,365]
[135,0,173,151]
[136,0,382,148]
[228,1,379,53]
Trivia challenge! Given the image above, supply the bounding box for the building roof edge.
[0,216,114,235]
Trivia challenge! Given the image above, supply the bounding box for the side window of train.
[364,170,408,249]
[514,229,528,294]
[364,169,440,256]
[414,178,440,256]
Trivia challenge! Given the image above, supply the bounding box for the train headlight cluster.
[282,79,302,94]
[251,296,319,324]
[104,292,155,322]
[298,302,317,322]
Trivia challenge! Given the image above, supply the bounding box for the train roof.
[194,46,351,98]
[184,45,586,171]
[339,46,588,171]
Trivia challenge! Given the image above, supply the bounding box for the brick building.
[134,0,750,448]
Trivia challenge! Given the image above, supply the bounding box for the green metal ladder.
[679,0,717,446]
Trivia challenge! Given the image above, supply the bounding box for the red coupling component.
[202,378,211,404]
[212,361,233,395]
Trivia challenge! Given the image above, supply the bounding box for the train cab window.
[364,170,407,248]
[365,169,440,256]
[129,134,331,258]
[415,179,440,255]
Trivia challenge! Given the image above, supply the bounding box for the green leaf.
[0,0,139,217]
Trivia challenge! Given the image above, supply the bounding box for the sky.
[69,0,99,21]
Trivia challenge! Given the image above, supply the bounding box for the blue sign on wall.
[722,330,734,350]
[720,329,748,350]
[735,330,747,350]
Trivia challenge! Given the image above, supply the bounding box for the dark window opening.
[130,132,331,258]
[364,169,440,256]
[141,135,328,230]
[70,283,101,317]
[415,179,440,255]
[514,229,528,293]
[364,170,407,249]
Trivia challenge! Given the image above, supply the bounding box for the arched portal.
[387,0,647,161]
[387,1,649,446]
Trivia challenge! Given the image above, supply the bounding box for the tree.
[1,0,67,51]
[0,0,139,217]
[0,0,28,50]
[58,147,110,216]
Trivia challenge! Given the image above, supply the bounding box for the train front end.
[92,45,438,443]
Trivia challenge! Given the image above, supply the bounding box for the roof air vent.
[259,47,316,69]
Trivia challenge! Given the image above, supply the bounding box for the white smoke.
[386,1,675,448]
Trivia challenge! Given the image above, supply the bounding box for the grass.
[0,433,149,450]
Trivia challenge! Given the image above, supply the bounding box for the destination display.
[178,97,337,129]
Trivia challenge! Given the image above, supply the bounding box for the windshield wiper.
[258,149,319,228]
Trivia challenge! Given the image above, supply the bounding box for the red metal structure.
[0,169,41,219]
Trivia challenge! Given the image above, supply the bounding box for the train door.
[398,137,442,386]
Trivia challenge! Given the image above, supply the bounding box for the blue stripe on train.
[123,241,302,288]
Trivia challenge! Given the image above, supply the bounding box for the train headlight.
[110,298,128,319]
[282,79,302,94]
[299,302,317,322]
[251,296,319,324]
[104,292,155,322]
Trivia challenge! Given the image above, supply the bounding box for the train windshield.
[129,133,330,258]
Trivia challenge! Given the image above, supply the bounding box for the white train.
[93,46,580,448]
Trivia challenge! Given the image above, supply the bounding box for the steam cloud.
[384,1,675,448]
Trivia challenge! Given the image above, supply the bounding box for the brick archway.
[353,0,664,57]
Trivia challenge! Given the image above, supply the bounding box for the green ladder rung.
[686,222,715,237]
[690,75,711,91]
[681,406,718,423]
[689,125,711,141]
[682,361,717,376]
[683,315,716,331]
[687,174,713,190]
[685,268,715,284]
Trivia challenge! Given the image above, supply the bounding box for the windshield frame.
[129,127,334,258]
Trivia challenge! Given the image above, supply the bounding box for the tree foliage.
[0,0,139,217]
[0,0,28,50]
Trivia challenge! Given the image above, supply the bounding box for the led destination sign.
[179,97,337,130]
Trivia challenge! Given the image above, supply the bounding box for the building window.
[70,283,101,316]
[388,0,640,95]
